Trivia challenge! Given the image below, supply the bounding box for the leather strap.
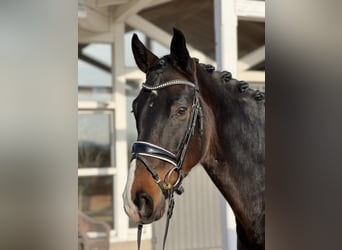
[162,190,175,250]
[132,141,177,166]
[137,224,143,250]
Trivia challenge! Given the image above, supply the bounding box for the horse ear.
[170,28,191,72]
[132,33,158,73]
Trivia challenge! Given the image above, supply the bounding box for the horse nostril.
[134,192,153,218]
[137,192,153,209]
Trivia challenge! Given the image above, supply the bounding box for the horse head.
[123,28,204,224]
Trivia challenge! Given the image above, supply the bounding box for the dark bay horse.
[123,28,265,250]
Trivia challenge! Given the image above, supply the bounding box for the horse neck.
[197,65,265,242]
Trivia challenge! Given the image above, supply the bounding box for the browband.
[142,80,195,90]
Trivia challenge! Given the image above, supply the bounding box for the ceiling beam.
[126,15,216,65]
[78,5,110,32]
[148,0,172,8]
[117,67,145,81]
[78,28,114,43]
[237,0,265,22]
[238,45,265,71]
[126,14,170,47]
[112,0,153,22]
[78,43,89,50]
[96,0,129,8]
[78,49,112,73]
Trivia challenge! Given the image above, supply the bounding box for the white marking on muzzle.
[122,159,140,223]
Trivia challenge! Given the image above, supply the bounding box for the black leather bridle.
[131,78,204,250]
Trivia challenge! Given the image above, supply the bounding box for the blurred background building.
[77,0,264,249]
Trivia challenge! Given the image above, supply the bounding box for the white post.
[111,22,129,240]
[214,0,238,249]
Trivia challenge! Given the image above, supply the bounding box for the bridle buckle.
[162,183,172,190]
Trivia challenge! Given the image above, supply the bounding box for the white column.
[111,22,129,240]
[214,0,238,249]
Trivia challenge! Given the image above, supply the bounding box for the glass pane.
[78,112,113,168]
[78,43,112,103]
[78,87,113,102]
[78,60,112,87]
[83,43,112,66]
[78,176,114,229]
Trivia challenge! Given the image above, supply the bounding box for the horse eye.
[177,107,187,115]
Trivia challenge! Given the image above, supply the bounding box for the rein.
[131,77,203,250]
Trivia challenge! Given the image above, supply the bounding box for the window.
[78,43,113,102]
[78,42,116,232]
[78,176,114,227]
[78,39,151,242]
[78,110,116,229]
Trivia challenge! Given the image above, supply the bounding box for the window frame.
[78,100,152,242]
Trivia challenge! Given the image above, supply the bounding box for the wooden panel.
[152,165,223,250]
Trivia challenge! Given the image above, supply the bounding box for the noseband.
[131,79,204,250]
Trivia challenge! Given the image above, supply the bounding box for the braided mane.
[199,63,265,103]
[196,62,265,249]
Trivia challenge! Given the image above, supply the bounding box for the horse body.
[196,66,265,249]
[123,28,265,250]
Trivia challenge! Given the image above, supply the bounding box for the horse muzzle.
[123,158,168,224]
[123,191,165,224]
[137,192,166,224]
